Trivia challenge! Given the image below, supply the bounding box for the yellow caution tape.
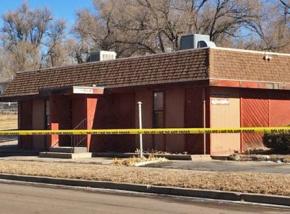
[0,127,290,136]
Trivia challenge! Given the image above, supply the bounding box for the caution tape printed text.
[0,127,290,136]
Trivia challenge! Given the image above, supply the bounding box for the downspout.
[205,48,212,155]
[203,48,211,155]
[203,88,207,155]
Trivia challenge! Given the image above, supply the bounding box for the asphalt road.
[0,183,288,214]
[146,160,290,174]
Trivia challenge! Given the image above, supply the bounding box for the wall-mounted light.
[263,54,272,61]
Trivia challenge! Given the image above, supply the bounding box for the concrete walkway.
[145,160,290,174]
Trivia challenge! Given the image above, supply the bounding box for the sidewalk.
[145,160,290,174]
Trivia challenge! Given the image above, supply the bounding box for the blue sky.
[0,0,94,27]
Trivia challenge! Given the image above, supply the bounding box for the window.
[153,92,164,128]
[45,100,51,128]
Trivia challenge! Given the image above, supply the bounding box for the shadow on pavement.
[0,140,38,157]
[0,136,17,143]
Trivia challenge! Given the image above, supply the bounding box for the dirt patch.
[0,114,17,130]
[0,160,289,196]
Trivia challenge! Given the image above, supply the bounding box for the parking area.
[145,160,290,174]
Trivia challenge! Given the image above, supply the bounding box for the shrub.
[263,132,290,152]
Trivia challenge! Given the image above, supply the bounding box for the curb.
[0,173,289,207]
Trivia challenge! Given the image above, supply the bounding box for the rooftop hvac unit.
[86,51,117,62]
[180,34,216,50]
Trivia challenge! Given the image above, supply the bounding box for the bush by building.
[263,130,290,152]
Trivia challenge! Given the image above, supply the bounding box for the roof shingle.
[2,48,209,98]
[210,48,290,83]
[2,47,290,99]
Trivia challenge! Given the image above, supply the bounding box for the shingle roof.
[2,48,209,98]
[210,48,290,83]
[1,47,290,99]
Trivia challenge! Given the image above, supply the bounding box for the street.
[0,183,288,214]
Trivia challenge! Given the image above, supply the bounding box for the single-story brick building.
[1,47,290,155]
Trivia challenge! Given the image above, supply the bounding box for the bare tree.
[0,48,13,81]
[241,0,290,52]
[0,3,70,76]
[73,0,263,57]
[44,20,67,67]
[2,3,52,48]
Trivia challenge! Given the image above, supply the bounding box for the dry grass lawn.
[0,114,17,130]
[0,160,289,196]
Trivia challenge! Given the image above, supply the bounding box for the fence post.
[137,101,144,158]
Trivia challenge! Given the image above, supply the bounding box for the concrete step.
[39,152,92,159]
[48,147,88,153]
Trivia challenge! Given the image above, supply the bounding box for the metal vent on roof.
[86,51,117,62]
[180,34,216,50]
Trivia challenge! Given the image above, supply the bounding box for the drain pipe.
[202,88,207,155]
[137,101,144,158]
